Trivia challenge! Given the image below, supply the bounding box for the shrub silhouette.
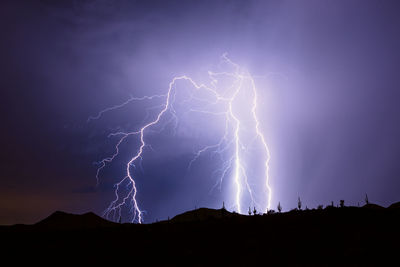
[267,209,276,215]
[340,200,345,208]
[277,202,282,213]
[365,194,369,205]
[298,197,302,210]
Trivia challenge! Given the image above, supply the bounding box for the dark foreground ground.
[1,203,400,266]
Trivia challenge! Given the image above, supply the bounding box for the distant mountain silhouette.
[388,201,400,209]
[362,203,385,210]
[34,211,116,230]
[2,202,400,266]
[171,207,238,222]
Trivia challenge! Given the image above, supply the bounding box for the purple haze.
[0,0,399,224]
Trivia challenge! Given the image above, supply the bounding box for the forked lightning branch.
[89,54,271,223]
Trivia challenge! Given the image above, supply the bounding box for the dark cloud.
[1,0,400,224]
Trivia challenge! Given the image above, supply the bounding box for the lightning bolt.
[90,54,272,223]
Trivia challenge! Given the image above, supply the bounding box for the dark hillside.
[1,204,399,266]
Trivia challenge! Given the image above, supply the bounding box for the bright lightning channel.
[90,54,272,223]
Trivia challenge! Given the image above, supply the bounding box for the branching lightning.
[90,54,272,223]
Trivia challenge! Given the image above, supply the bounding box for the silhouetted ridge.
[2,202,400,266]
[35,211,116,229]
[388,201,400,209]
[171,207,238,223]
[362,203,385,210]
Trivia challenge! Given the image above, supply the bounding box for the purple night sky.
[1,0,400,224]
